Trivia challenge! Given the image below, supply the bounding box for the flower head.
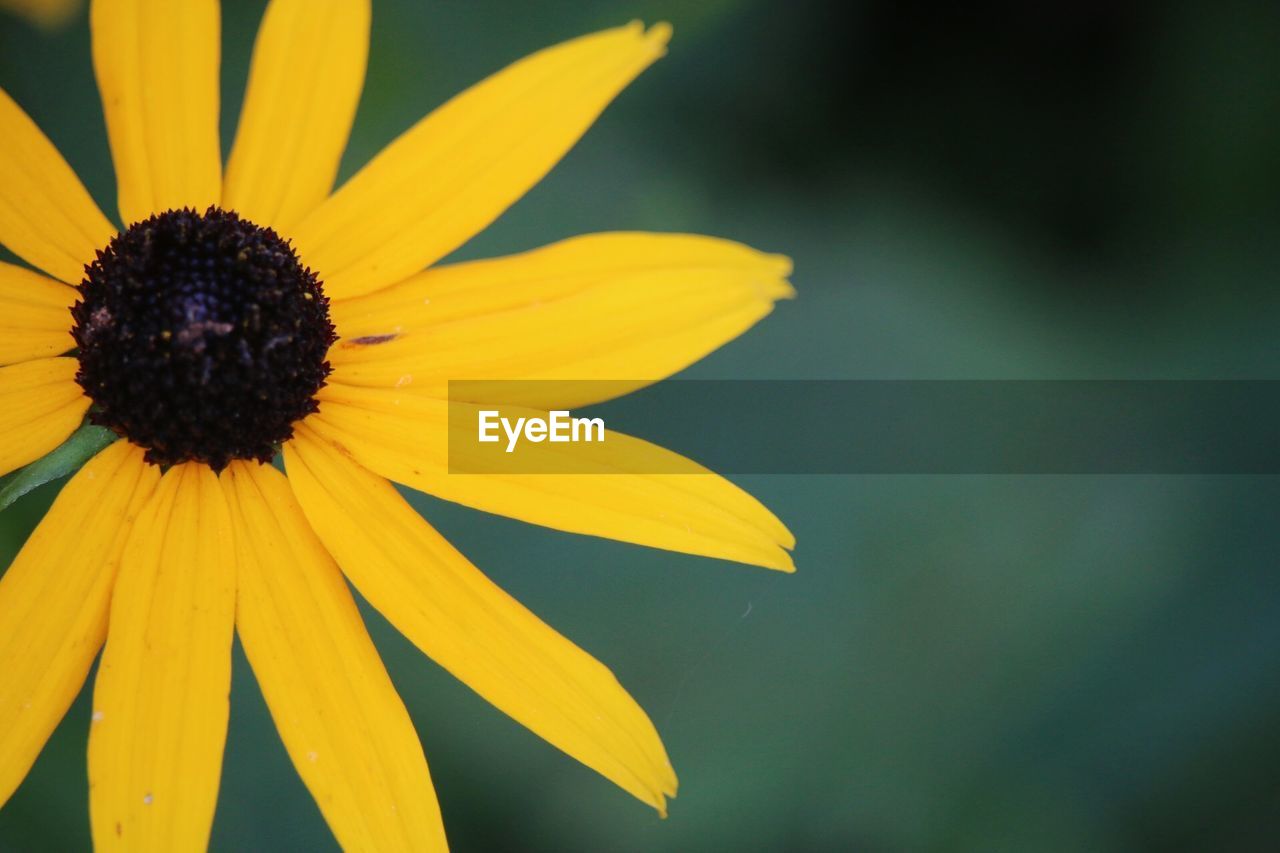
[0,1,794,849]
[72,206,336,469]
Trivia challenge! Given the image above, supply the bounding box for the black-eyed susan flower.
[0,0,795,849]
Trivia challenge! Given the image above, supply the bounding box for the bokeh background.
[4,0,1280,850]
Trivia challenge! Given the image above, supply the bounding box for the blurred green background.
[4,0,1280,850]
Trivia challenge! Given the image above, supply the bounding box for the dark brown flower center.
[71,207,335,470]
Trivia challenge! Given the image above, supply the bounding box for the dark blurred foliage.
[718,1,1280,256]
[3,1,1280,851]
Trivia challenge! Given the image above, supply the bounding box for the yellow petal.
[329,232,794,407]
[307,384,794,571]
[223,0,370,232]
[284,427,678,812]
[0,357,91,478]
[88,463,237,852]
[0,87,115,283]
[293,22,671,301]
[92,0,221,225]
[0,442,155,808]
[0,262,77,365]
[224,461,448,852]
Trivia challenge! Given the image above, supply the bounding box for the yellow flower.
[0,0,795,849]
[0,0,79,29]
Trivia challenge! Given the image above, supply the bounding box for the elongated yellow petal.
[223,0,370,232]
[307,384,794,571]
[0,357,90,477]
[88,463,236,852]
[285,428,678,812]
[92,0,221,225]
[329,232,794,406]
[293,22,671,300]
[0,88,115,283]
[0,442,155,808]
[332,232,792,336]
[225,461,448,852]
[0,262,76,365]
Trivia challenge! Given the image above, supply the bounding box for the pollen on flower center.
[71,207,335,470]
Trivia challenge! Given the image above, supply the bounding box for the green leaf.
[0,424,118,512]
